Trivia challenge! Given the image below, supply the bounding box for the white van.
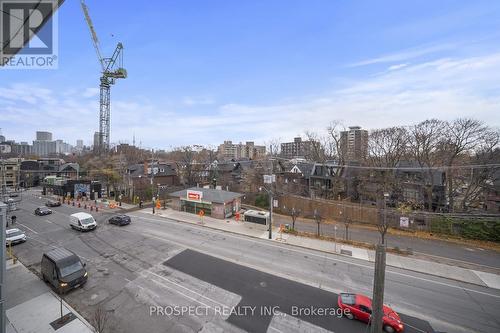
[69,212,97,231]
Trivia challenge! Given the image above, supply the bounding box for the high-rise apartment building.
[218,141,266,160]
[280,137,317,159]
[340,126,368,162]
[36,131,53,141]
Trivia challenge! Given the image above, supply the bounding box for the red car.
[338,293,404,333]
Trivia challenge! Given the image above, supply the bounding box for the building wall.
[340,126,368,162]
[280,137,317,159]
[0,158,21,188]
[218,141,266,160]
[36,131,52,141]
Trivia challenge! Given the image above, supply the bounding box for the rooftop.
[170,187,243,204]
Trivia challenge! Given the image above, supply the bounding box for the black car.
[35,207,52,216]
[108,215,131,226]
[46,200,61,207]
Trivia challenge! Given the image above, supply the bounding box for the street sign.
[263,174,276,184]
[187,190,202,202]
[273,199,278,208]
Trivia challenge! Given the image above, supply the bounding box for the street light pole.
[268,190,273,239]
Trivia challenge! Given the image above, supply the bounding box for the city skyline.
[1,0,500,148]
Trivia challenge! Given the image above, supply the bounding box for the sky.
[1,0,500,149]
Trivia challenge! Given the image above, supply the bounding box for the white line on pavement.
[145,270,228,308]
[17,222,38,234]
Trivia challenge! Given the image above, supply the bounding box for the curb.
[136,210,495,289]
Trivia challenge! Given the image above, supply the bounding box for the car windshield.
[7,230,23,237]
[340,294,356,305]
[80,217,95,225]
[59,261,84,277]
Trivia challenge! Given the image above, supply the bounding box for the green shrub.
[430,216,500,242]
[254,193,269,209]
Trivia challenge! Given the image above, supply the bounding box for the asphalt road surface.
[271,214,500,271]
[7,190,500,333]
[165,249,434,333]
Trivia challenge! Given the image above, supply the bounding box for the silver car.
[6,228,27,245]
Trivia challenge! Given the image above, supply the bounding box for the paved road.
[7,190,500,333]
[270,214,500,270]
[166,249,434,333]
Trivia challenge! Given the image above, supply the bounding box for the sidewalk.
[4,259,94,333]
[141,208,500,290]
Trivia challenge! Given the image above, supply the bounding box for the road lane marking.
[17,222,39,234]
[131,214,500,299]
[147,274,214,309]
[144,270,228,308]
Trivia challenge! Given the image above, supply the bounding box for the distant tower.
[133,132,136,147]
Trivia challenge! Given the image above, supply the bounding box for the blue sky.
[1,0,500,149]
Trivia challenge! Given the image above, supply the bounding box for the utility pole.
[371,192,389,333]
[262,174,275,240]
[370,244,386,333]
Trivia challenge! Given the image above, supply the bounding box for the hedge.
[430,216,500,242]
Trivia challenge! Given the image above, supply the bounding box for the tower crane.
[81,0,127,153]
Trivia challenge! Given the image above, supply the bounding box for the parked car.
[5,228,27,245]
[337,293,404,333]
[108,214,131,226]
[46,200,61,207]
[69,212,97,231]
[41,247,88,293]
[35,206,52,216]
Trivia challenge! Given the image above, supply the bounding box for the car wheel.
[384,325,395,333]
[345,312,354,320]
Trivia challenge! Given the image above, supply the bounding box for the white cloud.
[2,52,500,148]
[182,96,215,106]
[349,43,455,67]
[82,87,99,98]
[387,63,408,71]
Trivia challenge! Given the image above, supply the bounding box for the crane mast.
[80,0,126,153]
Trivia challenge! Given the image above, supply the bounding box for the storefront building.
[169,187,243,219]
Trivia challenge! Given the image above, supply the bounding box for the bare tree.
[265,138,282,157]
[409,119,446,211]
[304,131,328,162]
[326,121,347,165]
[290,207,301,230]
[92,304,110,333]
[440,118,489,211]
[458,130,500,210]
[313,208,322,237]
[363,126,409,202]
[171,146,198,186]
